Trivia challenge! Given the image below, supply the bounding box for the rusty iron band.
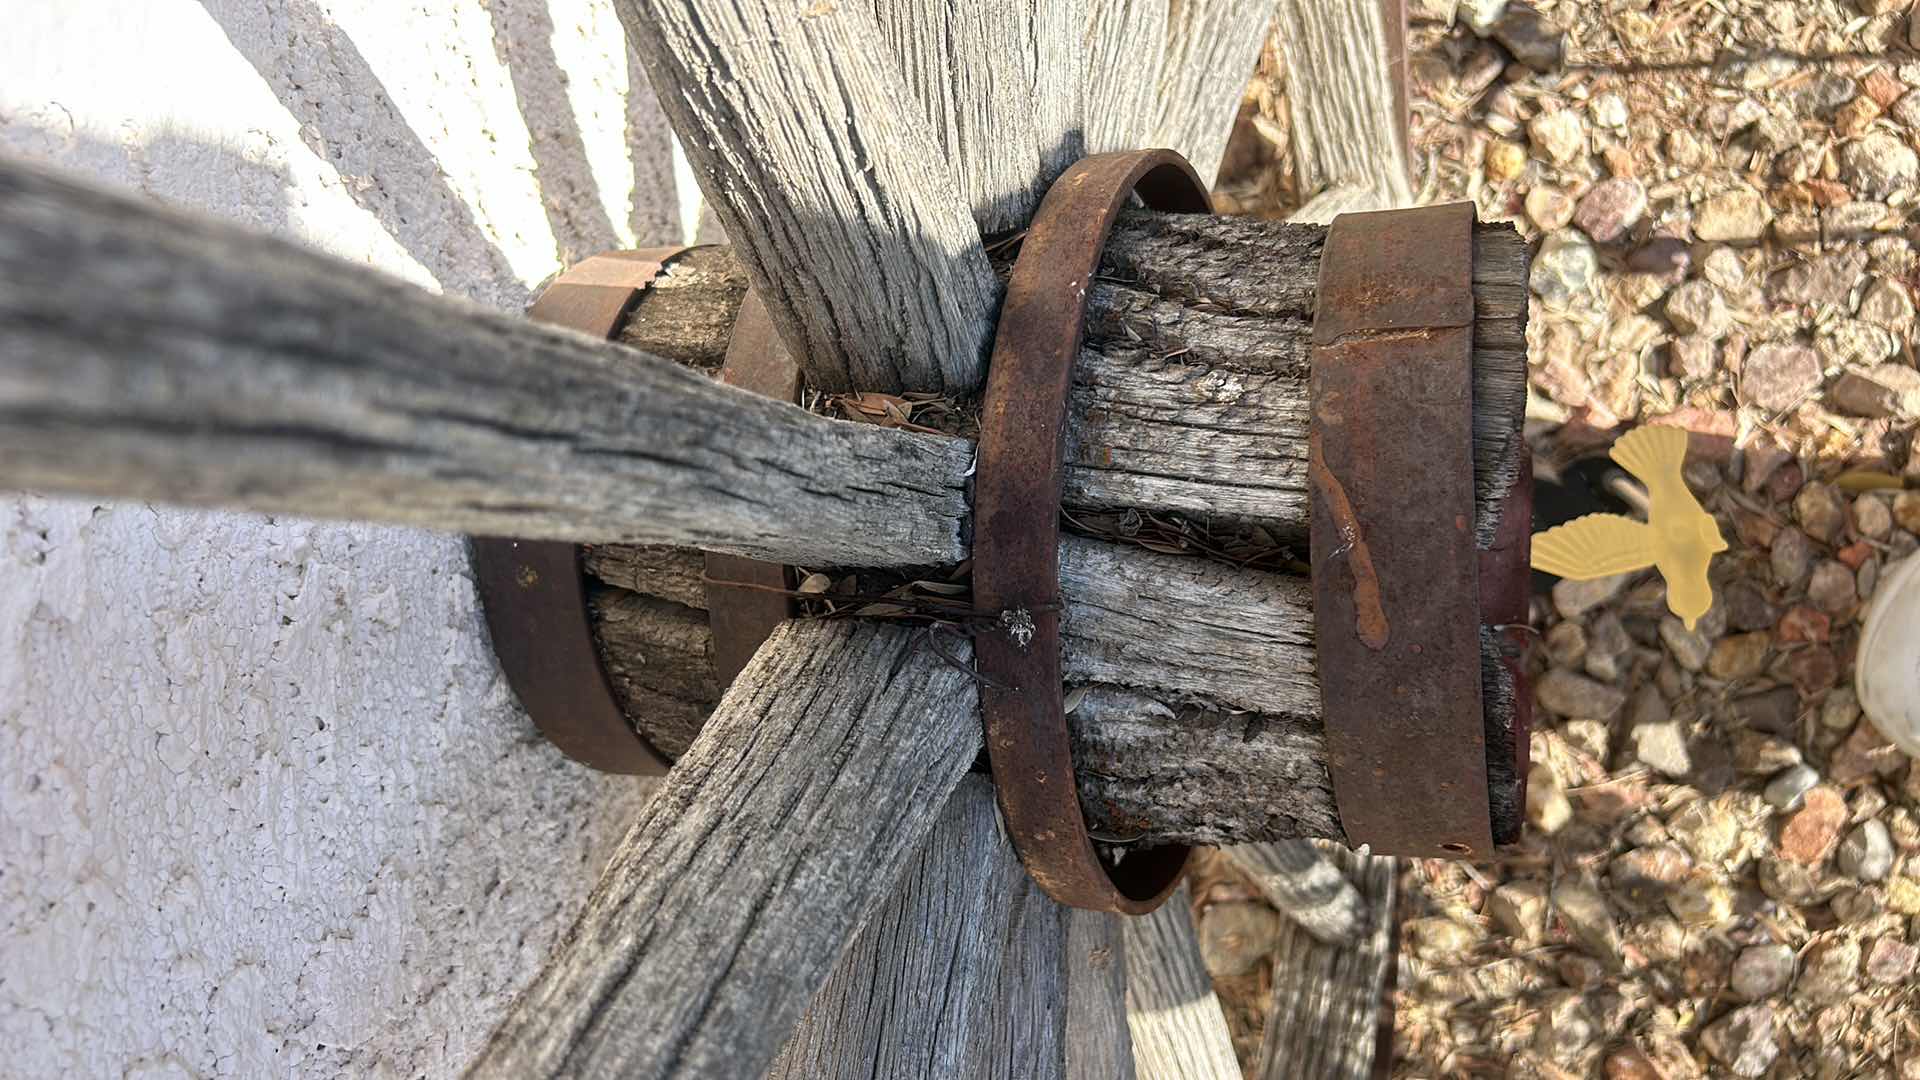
[472,250,801,773]
[1308,202,1496,859]
[974,150,1210,914]
[703,290,802,686]
[471,249,691,775]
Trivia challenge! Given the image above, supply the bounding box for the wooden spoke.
[1151,1,1276,187]
[1084,1,1169,154]
[1123,883,1242,1079]
[1275,0,1417,219]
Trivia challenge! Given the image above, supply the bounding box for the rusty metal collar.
[1308,203,1496,859]
[471,249,692,775]
[973,150,1210,915]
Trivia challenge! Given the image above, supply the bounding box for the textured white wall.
[0,2,703,1074]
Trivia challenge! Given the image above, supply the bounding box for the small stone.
[1788,646,1839,697]
[1733,730,1801,775]
[1696,187,1773,243]
[1890,875,1920,914]
[1808,561,1857,615]
[1610,844,1693,912]
[1533,991,1597,1058]
[1895,89,1920,128]
[1564,718,1610,763]
[1734,687,1800,735]
[1603,1046,1663,1080]
[1551,879,1619,961]
[1830,721,1905,783]
[1658,616,1713,672]
[1575,178,1647,243]
[1544,620,1586,666]
[1818,319,1899,369]
[1796,483,1848,543]
[1721,581,1778,633]
[1853,494,1894,539]
[1669,796,1742,865]
[1864,67,1907,108]
[1866,936,1918,984]
[1707,631,1770,680]
[1834,94,1885,138]
[1408,915,1480,962]
[1798,937,1861,1004]
[1841,131,1920,196]
[1779,785,1847,863]
[1524,185,1575,231]
[1627,236,1690,279]
[1668,334,1717,380]
[1860,277,1915,330]
[1769,247,1867,309]
[1732,943,1797,1000]
[1760,856,1828,904]
[1741,342,1822,412]
[1458,0,1508,35]
[1491,2,1564,71]
[1667,868,1735,927]
[1664,280,1731,338]
[1530,229,1599,306]
[1772,528,1813,588]
[1485,138,1526,182]
[1831,886,1883,925]
[1584,612,1632,681]
[1197,901,1282,977]
[1822,687,1862,732]
[1828,363,1920,419]
[1528,108,1584,165]
[1764,764,1819,813]
[1839,819,1896,881]
[1634,722,1691,779]
[1774,210,1821,252]
[1896,491,1920,533]
[1536,668,1627,719]
[1486,879,1549,942]
[1527,762,1572,834]
[1701,1003,1779,1077]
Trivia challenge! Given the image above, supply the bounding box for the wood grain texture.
[467,620,980,1080]
[588,545,1340,846]
[872,0,1085,235]
[1084,1,1168,154]
[611,0,998,393]
[765,776,1070,1080]
[1255,843,1396,1080]
[1222,841,1365,946]
[614,245,752,371]
[1274,0,1416,215]
[1150,0,1274,187]
[0,154,973,568]
[1123,883,1242,1080]
[1064,909,1136,1080]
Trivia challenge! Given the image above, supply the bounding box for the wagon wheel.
[0,1,1527,1077]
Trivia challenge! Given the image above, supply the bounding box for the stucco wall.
[0,2,703,1074]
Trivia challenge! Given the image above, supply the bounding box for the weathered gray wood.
[586,585,715,759]
[1065,909,1136,1080]
[1221,841,1365,945]
[468,620,980,1080]
[765,776,1060,1080]
[872,0,1084,235]
[1274,0,1415,216]
[1123,883,1242,1080]
[1256,843,1396,1080]
[584,543,709,610]
[1084,1,1168,154]
[1150,0,1274,187]
[611,0,998,393]
[614,244,751,371]
[0,154,972,568]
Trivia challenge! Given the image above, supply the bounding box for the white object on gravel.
[1858,551,1920,757]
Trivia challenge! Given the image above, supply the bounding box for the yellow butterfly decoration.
[1532,426,1728,630]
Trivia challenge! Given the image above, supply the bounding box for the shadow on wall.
[192,0,690,305]
[0,120,295,239]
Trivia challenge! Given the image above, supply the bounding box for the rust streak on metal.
[1308,428,1389,650]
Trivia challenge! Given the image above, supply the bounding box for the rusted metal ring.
[974,150,1210,915]
[703,289,803,685]
[1308,203,1496,859]
[471,248,693,775]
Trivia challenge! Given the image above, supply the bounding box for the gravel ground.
[1209,3,1920,1076]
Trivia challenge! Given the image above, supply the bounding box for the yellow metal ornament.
[1531,426,1728,630]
